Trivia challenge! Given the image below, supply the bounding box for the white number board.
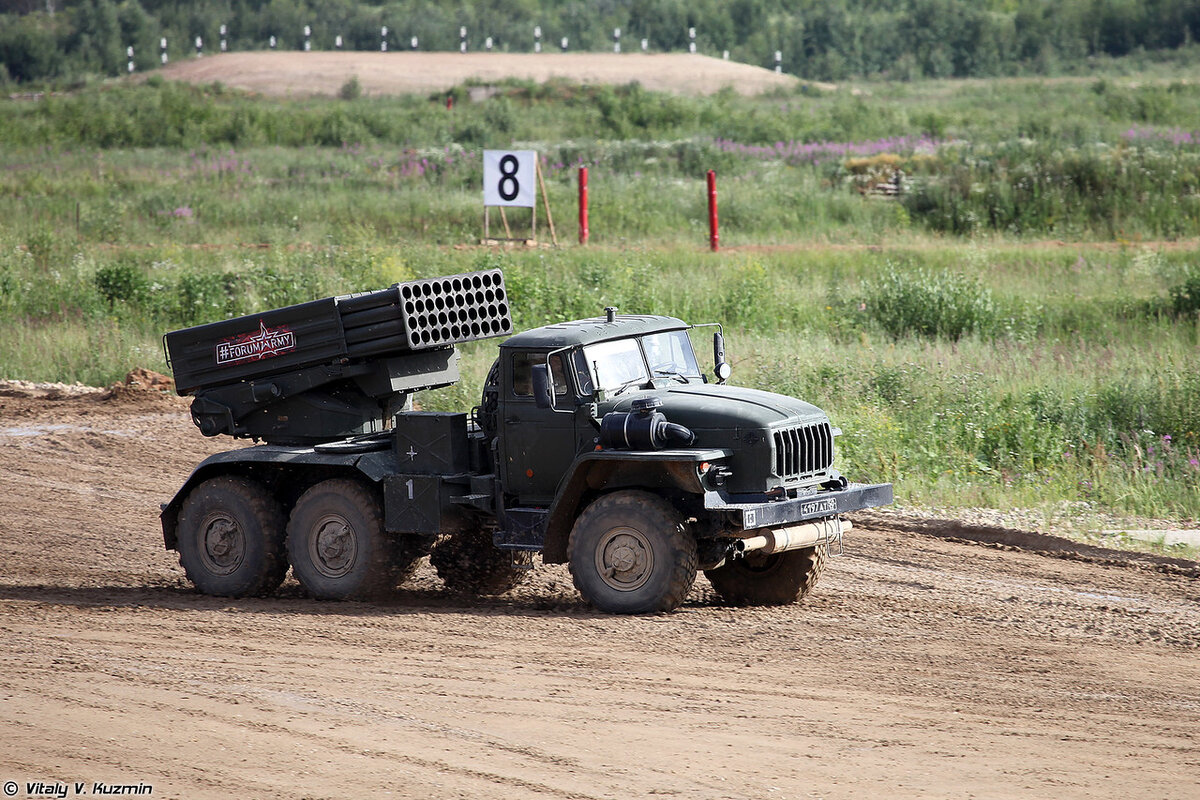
[483,150,536,208]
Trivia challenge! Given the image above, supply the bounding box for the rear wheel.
[431,527,527,595]
[704,545,827,606]
[568,491,697,614]
[176,476,287,598]
[286,479,397,600]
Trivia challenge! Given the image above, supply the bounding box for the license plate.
[800,498,838,517]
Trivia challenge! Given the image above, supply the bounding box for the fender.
[160,443,397,549]
[540,447,733,563]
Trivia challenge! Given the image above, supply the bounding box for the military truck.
[161,268,892,614]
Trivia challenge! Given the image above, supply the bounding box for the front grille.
[773,422,834,482]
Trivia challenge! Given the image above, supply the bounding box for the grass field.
[2,67,1198,541]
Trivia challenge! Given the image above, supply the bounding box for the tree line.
[3,0,1199,85]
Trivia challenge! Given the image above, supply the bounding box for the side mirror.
[713,332,731,384]
[531,364,554,409]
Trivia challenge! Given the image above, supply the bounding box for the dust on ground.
[1,385,1197,799]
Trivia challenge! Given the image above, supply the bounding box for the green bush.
[858,264,998,340]
[338,76,363,101]
[24,228,57,270]
[1169,268,1200,317]
[94,262,148,308]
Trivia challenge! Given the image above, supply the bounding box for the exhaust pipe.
[738,518,852,556]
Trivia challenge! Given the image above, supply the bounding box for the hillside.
[155,51,804,97]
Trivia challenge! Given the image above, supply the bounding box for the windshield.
[642,331,702,378]
[580,330,700,394]
[582,338,648,393]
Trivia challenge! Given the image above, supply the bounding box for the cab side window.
[511,352,568,397]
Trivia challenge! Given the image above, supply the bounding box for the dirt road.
[1,386,1197,799]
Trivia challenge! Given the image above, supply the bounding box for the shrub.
[24,228,57,270]
[1169,268,1200,317]
[338,76,363,101]
[859,264,997,340]
[94,262,148,308]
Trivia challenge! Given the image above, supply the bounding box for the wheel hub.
[596,527,653,591]
[202,515,244,575]
[312,514,357,577]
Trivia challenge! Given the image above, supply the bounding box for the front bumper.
[703,482,893,530]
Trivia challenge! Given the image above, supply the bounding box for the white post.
[485,36,493,51]
[411,36,418,50]
[335,35,343,49]
[689,27,696,54]
[220,24,227,52]
[160,37,167,64]
[303,25,311,52]
[126,45,134,73]
[460,26,467,53]
[613,27,621,53]
[774,50,782,74]
[561,36,568,52]
[534,25,541,53]
[195,36,202,57]
[269,35,276,50]
[641,37,648,52]
[381,26,387,52]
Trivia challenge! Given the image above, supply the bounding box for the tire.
[430,527,527,595]
[704,545,827,606]
[176,475,287,598]
[568,491,697,614]
[286,478,397,600]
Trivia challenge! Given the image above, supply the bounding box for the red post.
[578,165,589,245]
[707,169,719,252]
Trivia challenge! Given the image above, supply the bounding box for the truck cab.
[493,314,703,505]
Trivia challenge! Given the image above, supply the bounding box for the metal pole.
[578,166,589,245]
[707,170,719,252]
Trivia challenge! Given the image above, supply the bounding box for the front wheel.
[568,491,697,614]
[704,545,827,606]
[176,476,287,597]
[286,479,397,600]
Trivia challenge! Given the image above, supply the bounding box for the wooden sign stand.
[482,161,558,247]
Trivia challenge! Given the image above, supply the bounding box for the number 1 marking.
[406,478,414,500]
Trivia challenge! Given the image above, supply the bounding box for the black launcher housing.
[163,269,511,445]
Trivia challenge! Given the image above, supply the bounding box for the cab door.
[498,350,581,506]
